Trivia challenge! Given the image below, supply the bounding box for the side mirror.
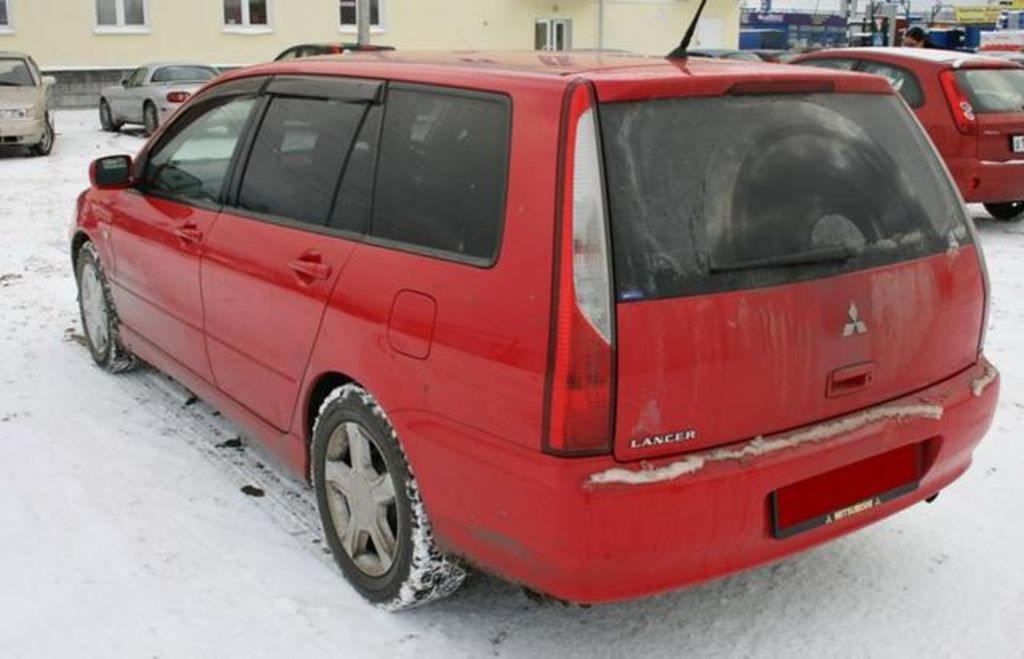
[90,155,134,189]
[120,77,129,87]
[41,75,56,87]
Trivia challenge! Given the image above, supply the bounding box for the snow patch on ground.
[588,404,944,487]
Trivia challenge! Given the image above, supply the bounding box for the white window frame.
[223,0,274,34]
[0,0,15,34]
[94,0,151,34]
[338,0,385,35]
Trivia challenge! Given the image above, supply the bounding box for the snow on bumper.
[399,358,999,605]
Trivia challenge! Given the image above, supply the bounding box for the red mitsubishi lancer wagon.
[71,52,999,610]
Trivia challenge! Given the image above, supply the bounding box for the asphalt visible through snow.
[0,111,1021,658]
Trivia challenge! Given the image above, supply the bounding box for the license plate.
[769,443,923,539]
[1013,135,1024,153]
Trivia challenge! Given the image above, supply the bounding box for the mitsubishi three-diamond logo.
[843,303,868,337]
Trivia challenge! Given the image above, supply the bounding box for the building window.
[535,19,572,51]
[0,0,11,31]
[339,0,381,30]
[95,0,148,30]
[224,0,270,28]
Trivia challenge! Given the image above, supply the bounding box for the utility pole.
[357,0,371,46]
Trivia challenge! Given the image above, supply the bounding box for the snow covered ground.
[1,111,1021,658]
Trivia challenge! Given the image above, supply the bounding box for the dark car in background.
[275,43,395,61]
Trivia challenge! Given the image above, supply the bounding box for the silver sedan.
[99,62,219,135]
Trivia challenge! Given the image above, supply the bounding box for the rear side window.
[859,61,924,107]
[956,68,1024,113]
[601,93,972,301]
[237,96,365,225]
[371,86,510,263]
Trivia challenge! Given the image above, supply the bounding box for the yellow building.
[0,0,740,68]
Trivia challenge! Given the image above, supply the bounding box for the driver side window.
[127,68,148,87]
[143,96,257,204]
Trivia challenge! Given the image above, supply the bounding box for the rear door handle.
[288,255,332,281]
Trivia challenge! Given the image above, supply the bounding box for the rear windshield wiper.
[710,245,862,274]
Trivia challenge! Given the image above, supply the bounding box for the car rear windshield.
[956,68,1024,113]
[152,66,218,84]
[0,58,34,87]
[600,93,972,301]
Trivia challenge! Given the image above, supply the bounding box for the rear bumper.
[948,156,1024,203]
[0,117,45,146]
[400,358,999,604]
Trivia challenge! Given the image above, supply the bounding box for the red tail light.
[543,82,615,457]
[939,70,977,135]
[166,91,191,104]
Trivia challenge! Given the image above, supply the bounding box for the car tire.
[143,102,159,136]
[75,242,137,373]
[99,99,122,132]
[984,202,1024,222]
[29,115,54,157]
[311,384,466,610]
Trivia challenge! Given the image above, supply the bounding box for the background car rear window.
[371,87,510,262]
[601,93,972,301]
[151,66,218,83]
[144,96,257,203]
[956,69,1024,113]
[237,96,365,225]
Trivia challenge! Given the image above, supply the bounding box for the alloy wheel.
[323,421,400,577]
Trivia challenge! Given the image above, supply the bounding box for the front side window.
[96,0,147,28]
[125,67,148,87]
[143,96,257,204]
[339,0,381,28]
[0,57,34,87]
[371,87,510,262]
[237,96,365,225]
[224,0,269,27]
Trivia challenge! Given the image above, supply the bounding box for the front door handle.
[174,223,203,244]
[288,254,332,281]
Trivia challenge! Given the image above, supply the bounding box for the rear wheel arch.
[305,371,357,447]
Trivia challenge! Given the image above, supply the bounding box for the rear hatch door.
[599,91,983,462]
[955,65,1024,161]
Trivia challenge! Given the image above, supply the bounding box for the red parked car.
[71,52,999,609]
[794,47,1024,221]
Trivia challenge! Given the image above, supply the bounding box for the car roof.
[230,49,867,79]
[217,50,894,102]
[0,51,30,59]
[799,47,1020,68]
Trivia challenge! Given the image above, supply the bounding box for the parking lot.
[0,111,1022,658]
